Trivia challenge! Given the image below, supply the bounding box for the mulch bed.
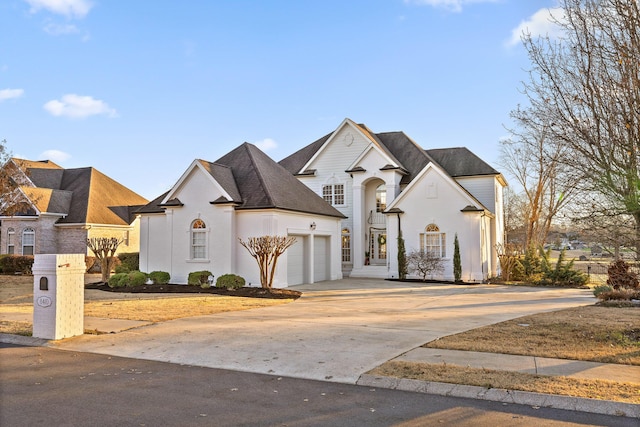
[85,283,301,300]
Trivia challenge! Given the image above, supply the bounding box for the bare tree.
[239,235,297,288]
[502,187,527,246]
[87,237,123,282]
[500,120,580,249]
[0,140,33,216]
[406,250,444,281]
[516,0,640,257]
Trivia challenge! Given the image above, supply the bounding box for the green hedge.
[188,270,213,286]
[116,252,139,273]
[216,274,245,289]
[149,271,170,285]
[108,271,148,288]
[0,255,34,274]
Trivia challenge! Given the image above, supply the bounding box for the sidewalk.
[358,348,640,418]
[395,347,640,384]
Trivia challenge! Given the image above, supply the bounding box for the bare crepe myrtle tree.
[239,235,297,288]
[406,249,444,281]
[87,237,123,282]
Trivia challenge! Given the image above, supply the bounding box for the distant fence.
[572,261,640,286]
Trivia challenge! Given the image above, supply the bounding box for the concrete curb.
[356,374,640,419]
[0,333,51,347]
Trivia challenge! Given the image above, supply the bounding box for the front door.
[370,229,387,265]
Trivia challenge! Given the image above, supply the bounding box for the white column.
[352,185,365,269]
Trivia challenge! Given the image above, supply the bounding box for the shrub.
[116,252,139,273]
[216,274,245,289]
[108,273,128,288]
[535,249,588,287]
[606,260,639,290]
[0,255,34,274]
[85,256,99,273]
[593,284,613,298]
[126,270,147,286]
[453,233,461,282]
[188,270,213,286]
[397,233,408,280]
[149,271,170,285]
[596,288,639,301]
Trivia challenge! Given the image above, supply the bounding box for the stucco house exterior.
[0,159,148,257]
[279,118,507,282]
[137,143,346,286]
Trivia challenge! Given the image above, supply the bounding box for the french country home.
[139,118,506,286]
[279,118,507,282]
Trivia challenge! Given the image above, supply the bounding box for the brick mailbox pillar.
[32,254,86,340]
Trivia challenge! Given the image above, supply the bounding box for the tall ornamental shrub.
[453,233,462,282]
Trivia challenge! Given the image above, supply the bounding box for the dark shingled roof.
[213,143,344,217]
[278,132,331,176]
[278,124,500,184]
[139,143,345,219]
[425,147,500,177]
[13,159,148,225]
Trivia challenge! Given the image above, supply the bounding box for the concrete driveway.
[53,279,595,384]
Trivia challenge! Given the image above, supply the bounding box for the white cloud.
[43,94,118,119]
[254,138,278,152]
[404,0,500,13]
[0,88,24,101]
[25,0,93,19]
[507,7,566,47]
[39,149,71,163]
[44,22,79,35]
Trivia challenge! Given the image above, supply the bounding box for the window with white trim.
[341,228,351,263]
[7,228,14,255]
[420,224,446,258]
[22,228,35,256]
[190,219,207,260]
[322,184,344,206]
[375,184,387,212]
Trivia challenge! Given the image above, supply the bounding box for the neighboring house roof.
[141,143,345,219]
[278,120,504,186]
[8,158,148,225]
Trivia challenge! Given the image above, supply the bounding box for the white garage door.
[287,236,305,285]
[313,236,329,282]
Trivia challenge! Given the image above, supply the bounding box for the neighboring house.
[0,159,148,257]
[279,118,507,282]
[137,143,346,286]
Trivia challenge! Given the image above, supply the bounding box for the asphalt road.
[1,344,634,427]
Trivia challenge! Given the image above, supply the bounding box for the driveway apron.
[52,279,595,384]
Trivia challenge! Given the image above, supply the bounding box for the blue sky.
[1,0,560,200]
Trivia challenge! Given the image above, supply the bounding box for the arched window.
[190,219,208,260]
[375,184,386,212]
[341,228,351,263]
[22,228,35,255]
[7,228,15,255]
[420,224,446,258]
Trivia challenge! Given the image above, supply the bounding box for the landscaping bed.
[85,282,301,300]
